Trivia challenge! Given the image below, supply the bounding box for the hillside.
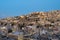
[0,10,60,40]
[0,10,60,26]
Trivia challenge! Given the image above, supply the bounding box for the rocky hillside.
[0,10,60,27]
[0,10,60,40]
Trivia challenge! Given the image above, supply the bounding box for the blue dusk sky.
[0,0,60,18]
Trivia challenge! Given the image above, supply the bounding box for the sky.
[0,0,60,18]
